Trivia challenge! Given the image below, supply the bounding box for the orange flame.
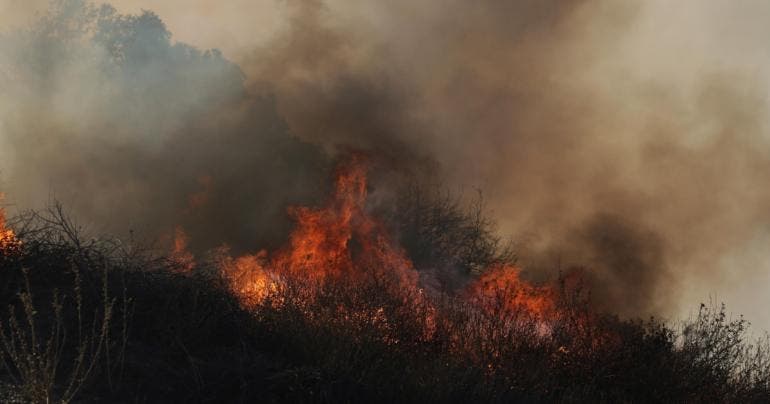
[220,155,565,326]
[169,226,195,272]
[222,155,418,305]
[175,155,593,358]
[467,264,557,320]
[0,195,20,255]
[217,249,276,306]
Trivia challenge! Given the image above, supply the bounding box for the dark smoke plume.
[242,0,770,321]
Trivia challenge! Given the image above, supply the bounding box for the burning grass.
[1,159,770,402]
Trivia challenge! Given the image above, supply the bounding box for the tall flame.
[219,154,565,331]
[221,155,418,305]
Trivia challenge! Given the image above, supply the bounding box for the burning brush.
[212,155,574,332]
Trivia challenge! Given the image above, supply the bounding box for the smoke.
[244,0,770,320]
[0,0,331,253]
[234,0,663,316]
[3,0,770,324]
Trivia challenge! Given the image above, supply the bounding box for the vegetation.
[1,203,769,403]
[3,3,768,402]
[388,186,516,293]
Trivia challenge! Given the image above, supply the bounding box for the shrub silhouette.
[0,201,768,403]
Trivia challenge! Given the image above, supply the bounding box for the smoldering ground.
[3,0,770,324]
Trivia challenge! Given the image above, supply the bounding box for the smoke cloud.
[3,0,770,325]
[0,0,331,253]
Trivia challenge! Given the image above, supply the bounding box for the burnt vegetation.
[1,199,769,403]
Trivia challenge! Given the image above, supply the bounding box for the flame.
[0,195,20,255]
[170,155,598,361]
[208,153,586,358]
[217,249,276,305]
[169,226,195,272]
[219,155,562,324]
[467,264,557,320]
[222,155,418,305]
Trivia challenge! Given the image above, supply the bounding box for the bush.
[1,203,769,402]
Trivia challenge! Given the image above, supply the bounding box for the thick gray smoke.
[0,0,331,253]
[243,0,770,320]
[3,0,770,324]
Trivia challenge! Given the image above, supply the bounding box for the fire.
[163,154,597,361]
[217,250,276,306]
[277,156,416,286]
[222,155,419,305]
[169,226,195,272]
[467,264,557,320]
[219,156,567,321]
[0,195,20,255]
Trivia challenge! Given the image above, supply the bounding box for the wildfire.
[218,155,569,326]
[169,155,595,358]
[221,155,419,305]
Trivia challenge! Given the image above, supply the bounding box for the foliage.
[389,185,517,293]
